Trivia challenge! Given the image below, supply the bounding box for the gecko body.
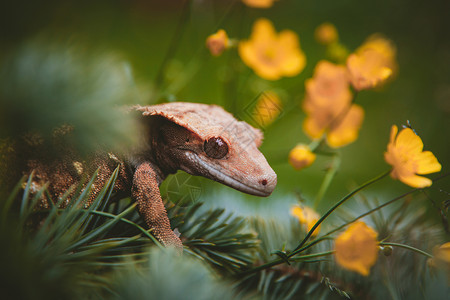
[25,102,277,250]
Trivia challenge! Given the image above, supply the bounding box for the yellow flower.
[358,35,397,68]
[429,242,450,283]
[252,91,282,128]
[290,205,321,236]
[347,35,397,91]
[302,60,364,148]
[314,23,338,45]
[206,29,230,56]
[239,18,306,80]
[334,221,379,276]
[242,0,277,8]
[433,242,450,264]
[384,125,441,188]
[304,61,351,109]
[288,144,316,170]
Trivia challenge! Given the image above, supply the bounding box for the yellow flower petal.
[346,36,396,91]
[334,221,379,276]
[398,174,432,188]
[252,18,277,41]
[206,29,230,56]
[416,151,442,174]
[302,60,362,148]
[434,242,450,263]
[395,127,423,154]
[302,114,326,140]
[242,0,276,8]
[389,125,398,145]
[290,205,321,236]
[279,31,306,76]
[314,22,338,45]
[327,104,365,148]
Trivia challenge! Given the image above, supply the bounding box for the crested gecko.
[24,102,277,250]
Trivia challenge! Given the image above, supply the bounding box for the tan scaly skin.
[25,102,277,251]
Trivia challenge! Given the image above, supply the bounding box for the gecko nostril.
[261,179,268,186]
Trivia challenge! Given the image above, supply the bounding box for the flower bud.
[288,144,316,170]
[206,29,230,57]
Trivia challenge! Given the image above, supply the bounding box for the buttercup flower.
[290,205,321,236]
[358,35,397,69]
[314,23,338,45]
[239,18,306,80]
[384,125,441,188]
[428,242,450,282]
[302,60,364,148]
[334,221,379,276]
[252,91,282,128]
[206,29,230,56]
[347,35,397,91]
[433,242,450,264]
[288,144,316,170]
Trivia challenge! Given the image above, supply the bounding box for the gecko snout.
[257,172,277,196]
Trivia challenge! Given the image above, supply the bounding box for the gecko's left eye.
[204,137,228,159]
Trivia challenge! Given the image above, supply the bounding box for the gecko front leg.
[132,162,183,251]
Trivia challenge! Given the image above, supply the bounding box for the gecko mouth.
[183,152,273,197]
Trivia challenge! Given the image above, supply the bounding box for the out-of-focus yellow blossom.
[242,0,277,8]
[384,125,441,188]
[288,144,316,170]
[314,22,338,45]
[206,29,230,56]
[252,91,282,127]
[347,35,397,91]
[358,35,397,69]
[304,60,351,108]
[334,221,379,276]
[433,242,450,264]
[428,242,450,282]
[290,205,321,236]
[302,60,364,148]
[239,18,306,80]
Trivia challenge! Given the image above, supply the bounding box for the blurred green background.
[1,0,449,216]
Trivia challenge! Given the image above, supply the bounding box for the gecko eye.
[204,137,228,159]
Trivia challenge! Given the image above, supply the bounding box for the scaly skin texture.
[23,102,277,251]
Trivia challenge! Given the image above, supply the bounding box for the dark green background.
[1,0,448,215]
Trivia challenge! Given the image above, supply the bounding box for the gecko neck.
[128,118,178,185]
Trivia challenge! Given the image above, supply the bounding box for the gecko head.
[137,103,277,197]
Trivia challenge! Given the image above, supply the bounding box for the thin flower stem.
[313,154,341,209]
[291,170,391,255]
[295,171,450,255]
[239,249,336,276]
[308,138,323,152]
[318,182,414,238]
[240,172,449,277]
[379,242,433,258]
[240,171,391,277]
[290,250,335,261]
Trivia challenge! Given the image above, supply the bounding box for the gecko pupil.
[204,137,228,159]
